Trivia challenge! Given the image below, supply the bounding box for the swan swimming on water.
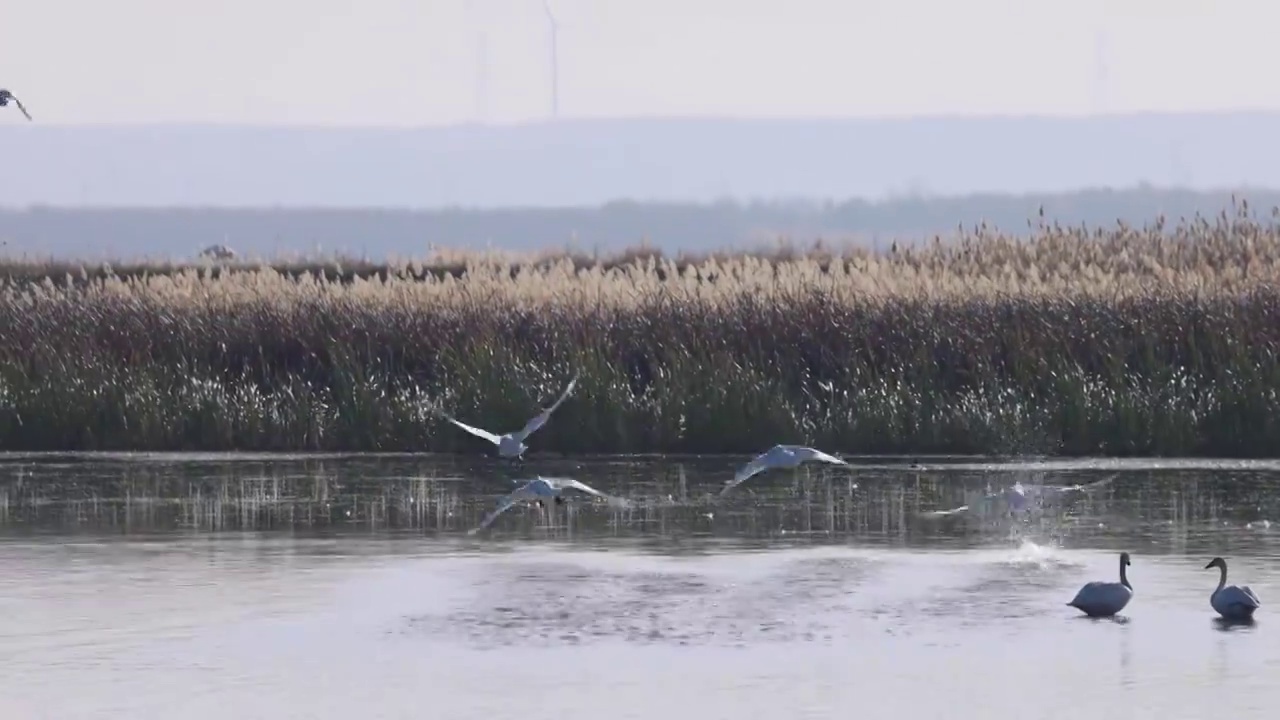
[1204,556,1261,621]
[442,373,578,459]
[467,476,631,535]
[721,444,850,496]
[1067,551,1134,617]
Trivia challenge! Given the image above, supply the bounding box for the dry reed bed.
[1,209,1279,455]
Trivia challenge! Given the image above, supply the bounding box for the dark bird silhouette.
[0,89,31,120]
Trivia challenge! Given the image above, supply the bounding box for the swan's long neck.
[1119,557,1131,589]
[1214,564,1227,594]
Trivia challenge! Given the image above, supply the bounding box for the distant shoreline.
[2,185,1280,263]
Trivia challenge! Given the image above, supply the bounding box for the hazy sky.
[3,0,1279,126]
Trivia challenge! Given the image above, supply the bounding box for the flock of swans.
[1067,551,1261,622]
[444,373,854,535]
[443,372,1263,623]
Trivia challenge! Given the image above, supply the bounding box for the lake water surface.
[2,454,1279,719]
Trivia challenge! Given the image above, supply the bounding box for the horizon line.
[4,107,1280,131]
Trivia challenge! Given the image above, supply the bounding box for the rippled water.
[3,454,1279,719]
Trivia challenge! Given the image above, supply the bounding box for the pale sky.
[3,0,1278,126]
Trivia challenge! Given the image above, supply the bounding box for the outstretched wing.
[922,484,1010,519]
[468,493,521,535]
[543,476,603,497]
[512,373,579,442]
[545,476,632,508]
[1046,473,1118,497]
[920,504,970,518]
[12,96,30,121]
[788,446,847,466]
[444,414,502,445]
[724,450,775,495]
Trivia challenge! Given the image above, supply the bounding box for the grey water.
[3,453,1280,719]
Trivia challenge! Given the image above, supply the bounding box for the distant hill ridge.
[3,112,1280,259]
[0,186,1277,262]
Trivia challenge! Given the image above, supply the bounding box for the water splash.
[1002,539,1075,570]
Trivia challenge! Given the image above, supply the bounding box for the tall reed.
[2,204,1280,456]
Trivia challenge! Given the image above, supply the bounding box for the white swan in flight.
[443,373,578,459]
[1204,556,1260,621]
[0,89,31,120]
[1030,474,1119,504]
[920,473,1117,519]
[920,481,1030,518]
[1067,551,1133,617]
[721,444,849,496]
[467,476,631,535]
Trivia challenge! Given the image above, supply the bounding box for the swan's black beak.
[553,495,565,506]
[1204,561,1215,569]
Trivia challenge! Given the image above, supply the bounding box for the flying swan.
[1031,474,1119,505]
[467,476,631,535]
[722,444,850,496]
[0,89,31,120]
[920,481,1030,518]
[442,373,578,459]
[1204,556,1261,621]
[1067,551,1134,618]
[921,474,1117,519]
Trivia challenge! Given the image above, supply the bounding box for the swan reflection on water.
[1075,614,1132,625]
[1212,616,1258,632]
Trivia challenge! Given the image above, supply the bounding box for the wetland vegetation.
[1,203,1279,455]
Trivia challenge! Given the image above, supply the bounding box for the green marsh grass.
[2,205,1280,456]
